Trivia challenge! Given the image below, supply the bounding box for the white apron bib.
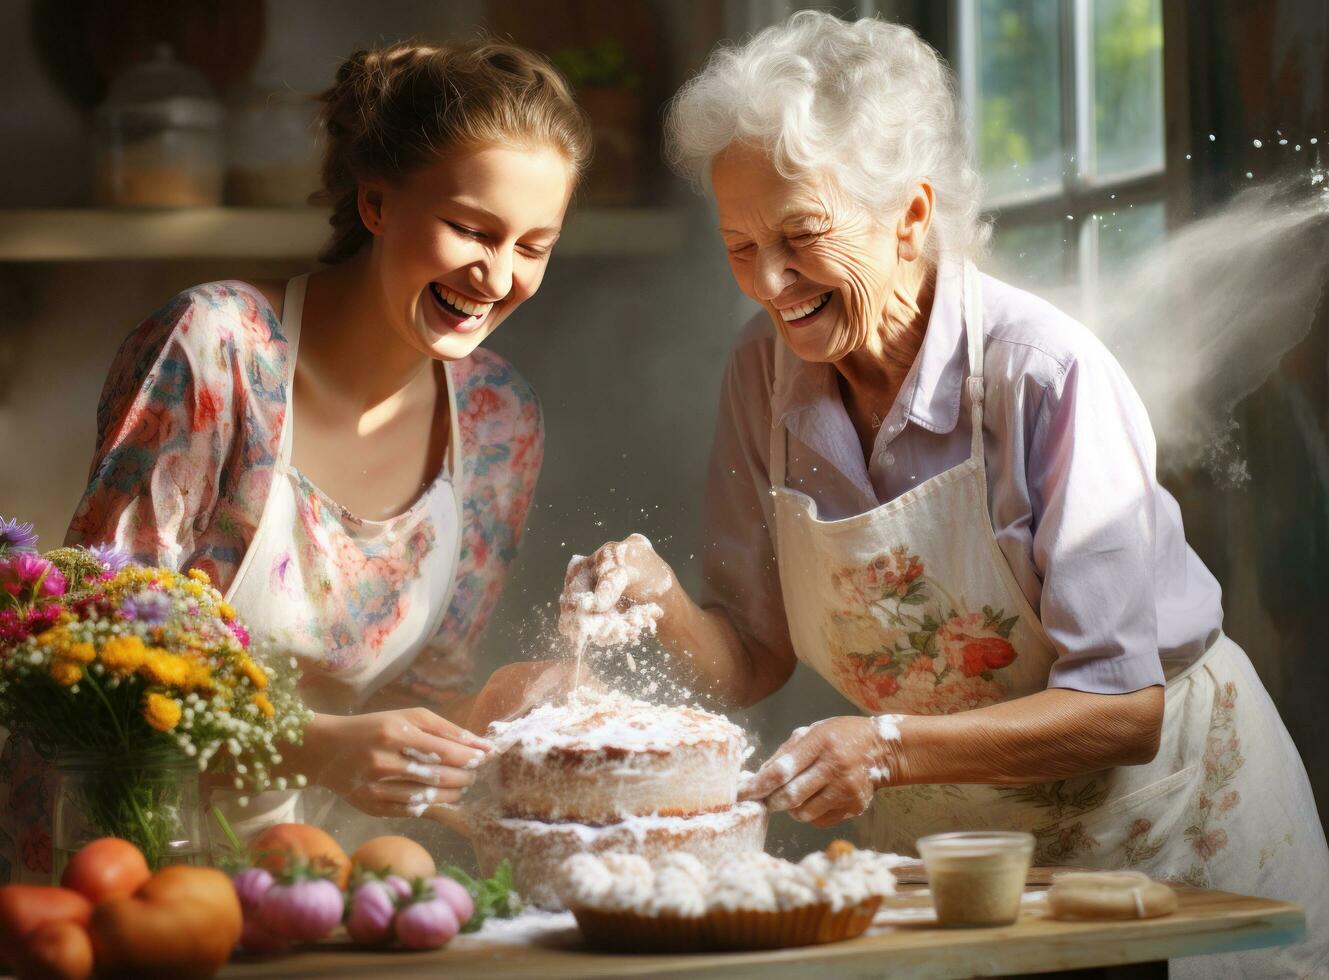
[215,275,464,843]
[768,262,1328,978]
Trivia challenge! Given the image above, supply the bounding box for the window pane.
[987,219,1068,289]
[1096,201,1166,277]
[1092,0,1164,178]
[976,0,1064,201]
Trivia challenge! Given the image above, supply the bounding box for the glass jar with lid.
[225,81,322,207]
[94,45,224,208]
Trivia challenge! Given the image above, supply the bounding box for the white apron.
[215,274,464,844]
[768,262,1329,978]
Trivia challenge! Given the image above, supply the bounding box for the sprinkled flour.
[873,714,904,741]
[401,747,443,765]
[559,534,669,660]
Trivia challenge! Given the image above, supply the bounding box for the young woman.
[0,38,590,879]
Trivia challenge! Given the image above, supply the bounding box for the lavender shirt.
[700,259,1223,695]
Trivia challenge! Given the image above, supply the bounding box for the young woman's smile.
[367,144,573,360]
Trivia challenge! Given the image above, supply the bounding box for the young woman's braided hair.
[315,39,591,264]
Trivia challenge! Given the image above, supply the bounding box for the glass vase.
[51,747,205,877]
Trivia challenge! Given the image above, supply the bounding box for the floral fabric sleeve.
[382,349,544,714]
[64,282,286,590]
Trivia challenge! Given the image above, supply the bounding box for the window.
[956,0,1166,302]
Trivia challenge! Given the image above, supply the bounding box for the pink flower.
[1128,818,1153,839]
[908,655,936,675]
[228,620,251,649]
[1191,829,1229,861]
[1218,790,1239,814]
[0,608,26,646]
[0,554,67,599]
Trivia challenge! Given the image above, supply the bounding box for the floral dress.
[0,278,542,880]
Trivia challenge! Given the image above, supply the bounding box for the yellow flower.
[187,568,212,586]
[143,692,182,731]
[50,661,82,687]
[253,693,275,718]
[239,658,269,690]
[139,649,191,688]
[99,635,148,674]
[182,581,205,600]
[64,642,96,664]
[216,601,237,622]
[35,627,68,650]
[186,664,215,693]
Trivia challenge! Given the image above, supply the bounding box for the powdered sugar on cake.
[488,689,744,760]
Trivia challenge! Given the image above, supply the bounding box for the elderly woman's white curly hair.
[666,11,989,260]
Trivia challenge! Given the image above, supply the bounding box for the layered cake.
[476,690,767,909]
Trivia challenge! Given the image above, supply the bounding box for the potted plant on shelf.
[553,38,644,206]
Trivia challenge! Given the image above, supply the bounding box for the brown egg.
[350,836,437,880]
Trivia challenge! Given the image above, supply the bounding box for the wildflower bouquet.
[0,517,312,869]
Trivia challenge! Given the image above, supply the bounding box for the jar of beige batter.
[917,831,1035,927]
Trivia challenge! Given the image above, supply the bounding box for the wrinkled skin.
[740,716,891,828]
[741,689,1164,828]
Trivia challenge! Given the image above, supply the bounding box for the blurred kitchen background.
[0,0,1326,859]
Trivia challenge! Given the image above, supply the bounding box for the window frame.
[954,0,1171,295]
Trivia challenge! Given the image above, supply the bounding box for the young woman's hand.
[739,716,900,828]
[297,708,494,818]
[560,533,677,648]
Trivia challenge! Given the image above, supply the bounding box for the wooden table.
[220,885,1305,979]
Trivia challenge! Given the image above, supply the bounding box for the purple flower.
[0,517,38,556]
[118,589,170,626]
[87,544,132,574]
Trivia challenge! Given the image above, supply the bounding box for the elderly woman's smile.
[711,141,932,375]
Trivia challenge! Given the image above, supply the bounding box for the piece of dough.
[1047,871,1178,920]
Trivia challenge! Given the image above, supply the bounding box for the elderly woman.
[566,13,1328,978]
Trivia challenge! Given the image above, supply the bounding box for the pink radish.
[394,897,460,950]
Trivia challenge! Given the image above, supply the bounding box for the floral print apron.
[215,275,464,841]
[768,262,1329,978]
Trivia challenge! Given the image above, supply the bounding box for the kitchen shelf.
[0,206,691,262]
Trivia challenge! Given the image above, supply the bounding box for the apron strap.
[768,337,791,489]
[277,275,309,468]
[962,261,986,465]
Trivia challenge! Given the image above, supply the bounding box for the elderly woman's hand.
[740,716,901,827]
[559,533,678,649]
